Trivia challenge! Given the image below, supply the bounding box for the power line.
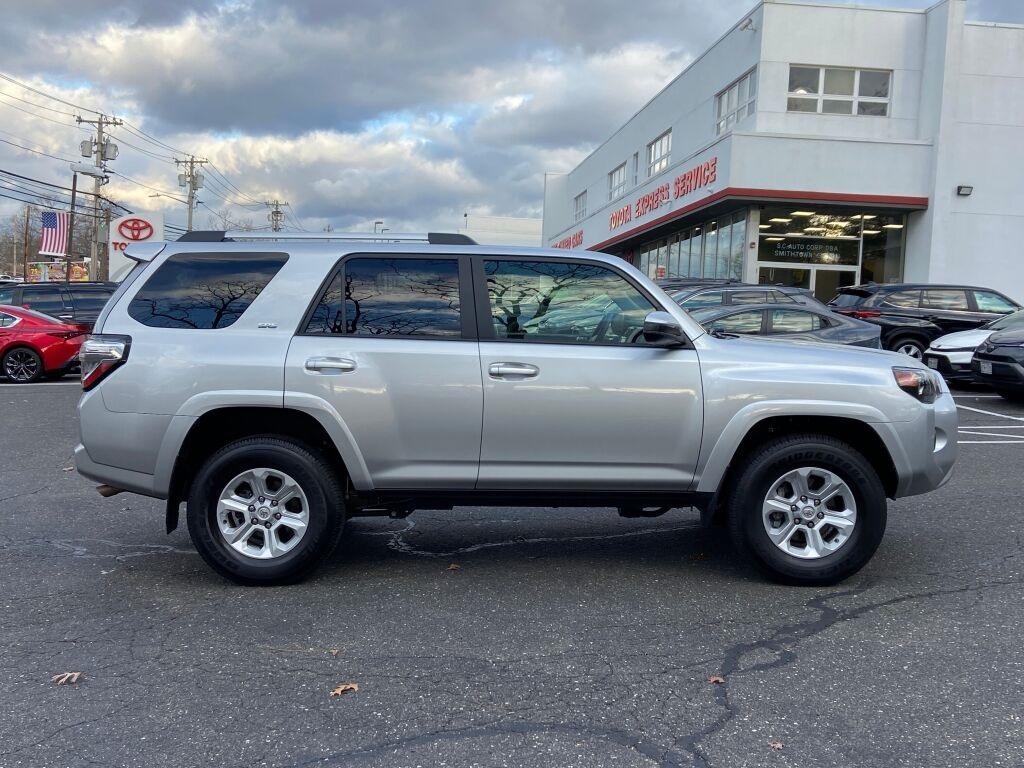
[0,189,103,219]
[0,136,75,163]
[0,88,80,118]
[106,131,176,163]
[0,72,100,115]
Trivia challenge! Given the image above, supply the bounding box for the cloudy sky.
[0,0,1020,233]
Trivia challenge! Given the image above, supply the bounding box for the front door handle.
[305,356,356,374]
[488,362,539,379]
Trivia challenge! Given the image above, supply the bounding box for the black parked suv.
[972,329,1024,401]
[0,282,117,328]
[828,283,1020,359]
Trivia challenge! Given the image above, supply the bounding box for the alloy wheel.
[762,466,858,559]
[4,349,40,382]
[895,343,923,359]
[216,468,310,560]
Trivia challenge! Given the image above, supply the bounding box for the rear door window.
[769,309,822,333]
[305,257,463,337]
[922,289,968,311]
[729,290,769,305]
[69,287,114,312]
[21,286,68,315]
[880,290,921,309]
[128,252,288,329]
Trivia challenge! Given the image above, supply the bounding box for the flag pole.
[22,206,29,282]
[65,172,77,284]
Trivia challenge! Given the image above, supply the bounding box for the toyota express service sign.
[108,213,164,281]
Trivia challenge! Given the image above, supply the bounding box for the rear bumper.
[74,442,159,497]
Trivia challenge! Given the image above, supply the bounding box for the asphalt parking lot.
[2,380,1022,768]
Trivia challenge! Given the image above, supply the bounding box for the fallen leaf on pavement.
[330,682,358,697]
[52,672,82,686]
[445,563,461,572]
[708,675,725,684]
[768,739,784,751]
[329,649,340,657]
[62,466,74,472]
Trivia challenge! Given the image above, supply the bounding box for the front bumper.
[923,350,974,381]
[972,349,1024,391]
[877,389,959,498]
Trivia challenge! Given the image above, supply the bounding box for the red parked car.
[0,305,88,383]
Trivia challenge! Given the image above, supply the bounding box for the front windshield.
[987,309,1024,330]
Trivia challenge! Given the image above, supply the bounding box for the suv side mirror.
[642,311,687,347]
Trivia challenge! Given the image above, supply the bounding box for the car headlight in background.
[893,366,939,404]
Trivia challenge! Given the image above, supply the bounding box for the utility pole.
[65,173,78,284]
[267,199,286,232]
[77,114,121,280]
[175,156,208,232]
[22,206,29,282]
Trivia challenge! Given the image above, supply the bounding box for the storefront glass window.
[730,211,746,280]
[703,222,718,278]
[634,212,748,281]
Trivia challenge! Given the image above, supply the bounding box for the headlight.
[892,366,939,404]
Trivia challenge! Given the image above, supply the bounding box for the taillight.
[850,310,881,319]
[80,335,131,390]
[46,330,86,339]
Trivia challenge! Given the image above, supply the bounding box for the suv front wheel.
[726,434,886,585]
[186,436,345,585]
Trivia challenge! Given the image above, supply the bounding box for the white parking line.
[959,440,1024,444]
[955,403,1024,422]
[959,430,1024,440]
[0,381,80,388]
[952,394,1003,399]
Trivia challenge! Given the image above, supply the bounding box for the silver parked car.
[688,303,882,348]
[75,232,958,586]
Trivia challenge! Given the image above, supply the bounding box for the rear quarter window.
[127,252,288,329]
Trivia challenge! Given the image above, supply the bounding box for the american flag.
[39,211,69,257]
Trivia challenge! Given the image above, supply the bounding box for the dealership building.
[542,0,1024,302]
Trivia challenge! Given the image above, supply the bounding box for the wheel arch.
[698,413,900,526]
[163,406,357,533]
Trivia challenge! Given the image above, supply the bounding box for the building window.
[786,66,891,116]
[716,68,756,135]
[647,130,671,177]
[631,152,639,186]
[608,163,627,201]
[573,191,587,222]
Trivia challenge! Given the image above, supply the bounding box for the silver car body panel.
[76,241,958,502]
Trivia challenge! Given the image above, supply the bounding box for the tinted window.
[305,257,461,337]
[880,290,921,309]
[484,260,654,345]
[0,288,13,305]
[0,312,15,327]
[21,286,67,314]
[679,290,724,309]
[128,252,287,329]
[973,290,1017,314]
[829,291,868,308]
[923,289,968,311]
[70,287,114,312]
[707,310,763,335]
[730,291,769,305]
[770,309,822,333]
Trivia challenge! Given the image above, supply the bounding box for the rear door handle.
[305,356,356,374]
[488,362,539,379]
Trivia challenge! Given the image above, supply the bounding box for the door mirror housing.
[642,311,687,347]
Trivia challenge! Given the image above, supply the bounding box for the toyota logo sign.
[118,218,154,241]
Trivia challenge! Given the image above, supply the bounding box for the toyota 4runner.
[75,232,958,586]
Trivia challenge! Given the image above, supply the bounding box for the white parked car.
[924,309,1024,382]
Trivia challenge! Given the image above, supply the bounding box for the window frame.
[573,191,588,223]
[715,68,757,136]
[608,162,627,201]
[647,130,672,177]
[786,65,891,117]
[469,254,688,348]
[298,253,476,341]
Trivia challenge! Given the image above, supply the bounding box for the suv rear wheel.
[889,336,926,360]
[186,436,345,585]
[726,434,886,585]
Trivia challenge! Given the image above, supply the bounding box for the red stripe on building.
[586,188,929,252]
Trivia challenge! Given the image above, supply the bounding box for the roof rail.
[175,231,477,245]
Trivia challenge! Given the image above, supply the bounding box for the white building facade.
[458,213,543,246]
[542,0,1024,303]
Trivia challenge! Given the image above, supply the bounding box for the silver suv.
[75,232,958,586]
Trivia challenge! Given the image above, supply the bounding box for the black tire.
[186,435,345,585]
[995,388,1024,403]
[3,346,44,383]
[887,335,926,360]
[726,434,887,586]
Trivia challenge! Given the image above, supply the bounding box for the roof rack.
[175,231,477,245]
